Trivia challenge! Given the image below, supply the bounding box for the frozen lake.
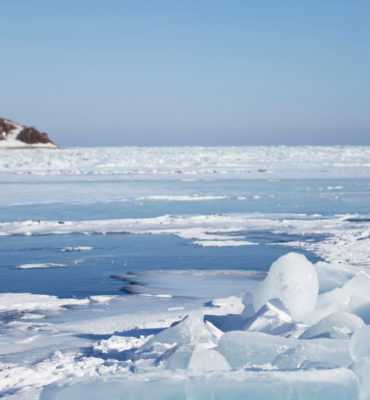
[1,147,370,399]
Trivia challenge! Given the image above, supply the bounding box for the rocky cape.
[0,117,58,149]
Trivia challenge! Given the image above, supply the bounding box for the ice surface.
[218,328,357,370]
[316,288,349,312]
[39,369,360,400]
[347,295,370,324]
[233,299,296,336]
[350,326,370,400]
[241,292,254,307]
[187,344,231,371]
[240,292,255,319]
[351,358,370,400]
[342,272,370,300]
[303,302,339,326]
[299,312,364,339]
[141,312,219,351]
[217,331,297,367]
[162,343,231,372]
[273,339,352,370]
[349,325,370,362]
[315,262,357,294]
[253,253,319,321]
[163,344,195,370]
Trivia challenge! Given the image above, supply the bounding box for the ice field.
[1,146,370,400]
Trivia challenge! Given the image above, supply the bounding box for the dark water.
[0,232,321,298]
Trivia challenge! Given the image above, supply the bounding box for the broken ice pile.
[41,252,370,400]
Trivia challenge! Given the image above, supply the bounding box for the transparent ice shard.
[273,338,352,370]
[40,369,360,400]
[316,288,349,312]
[242,292,254,307]
[240,291,256,319]
[163,344,195,370]
[302,302,339,326]
[217,331,297,367]
[349,325,370,362]
[315,262,356,294]
[187,344,231,371]
[141,312,219,351]
[299,312,364,340]
[350,326,370,400]
[233,299,296,336]
[347,295,370,324]
[342,272,370,301]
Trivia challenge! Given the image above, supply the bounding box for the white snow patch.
[136,195,227,201]
[192,240,258,247]
[61,247,93,252]
[0,293,89,312]
[16,263,66,269]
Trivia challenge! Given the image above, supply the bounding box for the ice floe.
[0,293,95,312]
[16,263,66,269]
[60,247,93,252]
[192,240,258,247]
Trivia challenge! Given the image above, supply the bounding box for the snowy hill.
[0,117,58,149]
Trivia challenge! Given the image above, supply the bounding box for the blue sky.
[1,0,369,146]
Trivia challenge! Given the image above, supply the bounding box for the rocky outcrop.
[0,118,16,137]
[0,117,58,148]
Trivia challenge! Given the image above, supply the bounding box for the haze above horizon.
[1,0,369,147]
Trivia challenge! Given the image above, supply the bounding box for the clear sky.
[1,0,369,147]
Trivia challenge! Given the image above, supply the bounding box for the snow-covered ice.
[1,146,370,178]
[0,293,90,312]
